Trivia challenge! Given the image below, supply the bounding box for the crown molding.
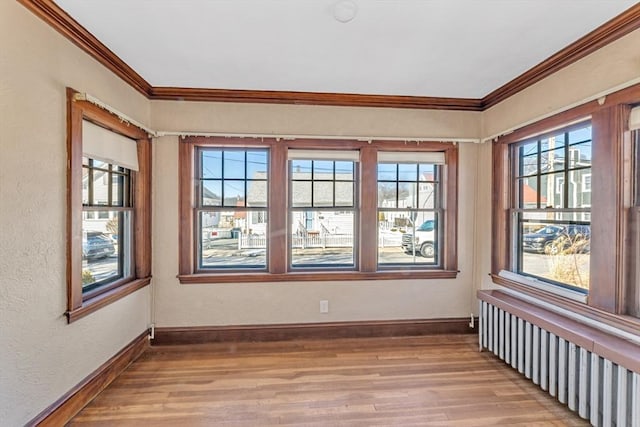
[17,0,640,111]
[17,0,152,96]
[481,2,640,110]
[149,87,483,110]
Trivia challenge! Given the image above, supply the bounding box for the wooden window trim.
[179,137,458,282]
[491,82,640,323]
[66,88,152,323]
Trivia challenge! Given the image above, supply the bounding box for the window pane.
[378,183,396,208]
[568,169,591,208]
[202,181,222,206]
[246,151,268,178]
[92,169,109,205]
[378,211,438,265]
[291,160,312,178]
[82,211,131,291]
[313,161,334,180]
[247,180,267,207]
[540,134,565,152]
[82,167,89,204]
[397,183,417,208]
[334,161,353,180]
[540,147,564,173]
[569,126,591,144]
[569,142,592,168]
[540,172,564,209]
[377,163,396,181]
[313,181,333,206]
[223,151,245,179]
[112,174,124,206]
[398,163,417,181]
[92,159,109,170]
[335,181,354,207]
[199,210,267,268]
[519,211,590,291]
[419,164,435,180]
[519,154,538,177]
[223,181,245,206]
[292,181,312,207]
[517,176,538,208]
[520,141,538,157]
[201,151,222,179]
[291,210,354,267]
[418,182,436,209]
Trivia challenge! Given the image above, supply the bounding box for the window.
[81,158,132,293]
[377,153,444,267]
[66,88,151,322]
[195,148,269,270]
[512,122,592,292]
[492,87,640,329]
[179,138,458,282]
[289,152,357,269]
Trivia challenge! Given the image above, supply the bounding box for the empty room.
[1,0,639,426]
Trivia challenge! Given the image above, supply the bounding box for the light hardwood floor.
[71,334,587,426]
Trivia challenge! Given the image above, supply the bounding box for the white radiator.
[479,300,640,427]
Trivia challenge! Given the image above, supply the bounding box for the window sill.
[178,270,458,284]
[497,270,587,303]
[490,273,640,337]
[66,277,151,323]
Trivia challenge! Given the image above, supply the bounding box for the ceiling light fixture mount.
[332,0,358,23]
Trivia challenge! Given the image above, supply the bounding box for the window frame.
[66,88,152,323]
[491,83,640,331]
[178,137,458,283]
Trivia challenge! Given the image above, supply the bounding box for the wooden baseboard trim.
[152,318,476,345]
[27,330,149,426]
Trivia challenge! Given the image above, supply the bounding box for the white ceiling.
[55,0,637,99]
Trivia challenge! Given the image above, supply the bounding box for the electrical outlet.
[320,300,329,313]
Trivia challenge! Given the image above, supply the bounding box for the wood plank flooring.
[71,335,587,426]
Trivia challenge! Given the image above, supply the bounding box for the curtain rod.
[155,131,480,144]
[73,92,481,144]
[73,92,156,136]
[482,76,640,143]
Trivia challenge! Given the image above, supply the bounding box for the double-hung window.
[67,88,151,322]
[377,152,445,266]
[288,150,358,269]
[195,148,269,270]
[511,122,592,292]
[81,154,133,293]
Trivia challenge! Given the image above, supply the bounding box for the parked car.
[401,220,436,258]
[522,224,590,255]
[82,233,115,260]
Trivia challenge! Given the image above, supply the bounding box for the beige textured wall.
[151,103,482,327]
[482,28,640,138]
[0,3,151,425]
[152,100,481,138]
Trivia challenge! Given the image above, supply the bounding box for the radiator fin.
[479,300,639,427]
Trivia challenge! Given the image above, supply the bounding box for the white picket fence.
[238,232,403,249]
